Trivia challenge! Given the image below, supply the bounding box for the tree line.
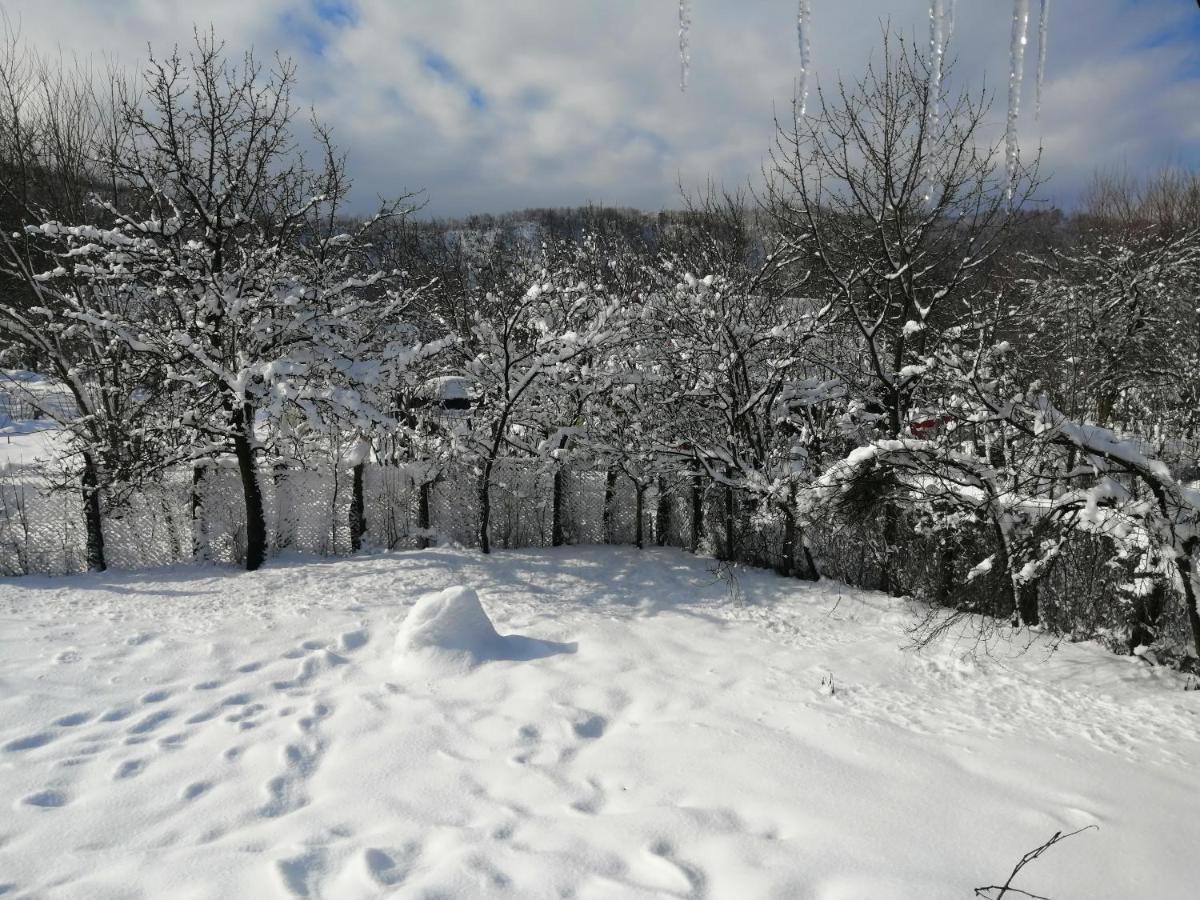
[2,27,1199,666]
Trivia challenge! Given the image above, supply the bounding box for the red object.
[909,416,951,437]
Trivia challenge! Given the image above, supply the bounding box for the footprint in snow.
[140,690,171,704]
[53,712,92,728]
[272,653,345,692]
[113,759,146,780]
[99,707,133,723]
[339,629,369,652]
[225,703,267,731]
[192,680,223,691]
[573,714,607,740]
[296,702,333,734]
[19,789,68,809]
[276,848,327,898]
[3,733,55,753]
[364,844,420,887]
[127,709,174,735]
[569,778,606,816]
[648,840,707,897]
[464,855,511,891]
[259,739,322,820]
[181,781,211,801]
[236,661,264,674]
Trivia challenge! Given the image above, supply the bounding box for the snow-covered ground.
[1,547,1197,898]
[0,421,62,468]
[0,371,73,468]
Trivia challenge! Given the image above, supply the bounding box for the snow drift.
[395,585,574,670]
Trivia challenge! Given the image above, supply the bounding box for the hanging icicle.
[946,0,958,44]
[678,0,691,92]
[1035,0,1050,120]
[1006,0,1030,198]
[796,0,813,117]
[928,0,946,121]
[924,0,947,205]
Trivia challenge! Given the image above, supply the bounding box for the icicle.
[946,0,958,44]
[678,0,691,92]
[1006,0,1030,199]
[797,0,812,117]
[1035,0,1050,120]
[928,0,945,122]
[923,0,947,205]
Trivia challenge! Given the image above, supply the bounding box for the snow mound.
[396,586,505,666]
[395,586,573,672]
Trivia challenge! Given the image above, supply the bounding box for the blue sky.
[8,0,1200,217]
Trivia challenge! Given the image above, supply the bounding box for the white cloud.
[4,0,1198,216]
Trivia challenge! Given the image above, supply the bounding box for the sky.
[5,0,1199,218]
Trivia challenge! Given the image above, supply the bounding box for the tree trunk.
[602,467,617,544]
[779,501,796,577]
[81,452,106,573]
[478,463,493,554]
[690,465,703,553]
[936,540,956,606]
[273,460,291,551]
[232,407,267,572]
[191,460,206,562]
[655,477,670,546]
[634,482,645,550]
[1017,579,1040,628]
[417,478,432,550]
[348,460,366,552]
[552,465,566,547]
[478,414,514,555]
[880,504,900,595]
[800,541,820,582]
[1174,551,1200,659]
[1127,577,1166,653]
[991,522,1017,621]
[721,479,735,562]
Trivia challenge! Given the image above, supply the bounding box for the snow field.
[0,547,1197,898]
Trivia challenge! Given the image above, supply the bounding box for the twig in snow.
[974,825,1097,899]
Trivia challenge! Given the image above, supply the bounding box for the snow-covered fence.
[0,457,1175,653]
[0,460,662,575]
[0,391,77,422]
[0,457,1025,582]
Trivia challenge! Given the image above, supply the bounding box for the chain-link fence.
[0,456,1193,660]
[0,460,676,576]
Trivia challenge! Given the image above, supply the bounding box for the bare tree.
[765,29,1038,594]
[0,21,167,571]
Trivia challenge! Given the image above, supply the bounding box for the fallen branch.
[975,825,1098,899]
